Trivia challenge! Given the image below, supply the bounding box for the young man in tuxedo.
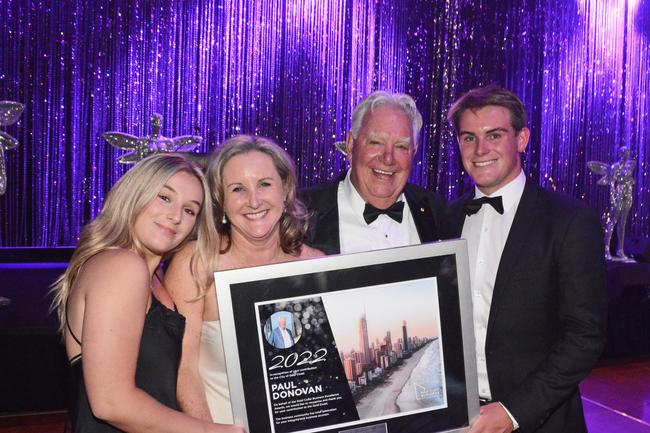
[443,85,607,433]
[301,91,444,254]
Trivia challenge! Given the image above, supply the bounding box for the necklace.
[229,243,286,268]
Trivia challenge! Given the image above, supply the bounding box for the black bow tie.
[363,201,404,224]
[464,196,504,216]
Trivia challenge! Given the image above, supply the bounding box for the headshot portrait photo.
[264,311,301,349]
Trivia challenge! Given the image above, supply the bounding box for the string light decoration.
[0,0,647,246]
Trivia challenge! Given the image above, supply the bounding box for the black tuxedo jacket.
[300,178,445,255]
[441,179,607,433]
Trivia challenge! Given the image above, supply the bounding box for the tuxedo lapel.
[487,180,539,336]
[404,185,436,243]
[312,200,340,254]
[303,180,341,254]
[445,191,474,239]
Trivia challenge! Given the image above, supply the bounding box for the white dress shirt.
[337,170,420,254]
[462,170,526,427]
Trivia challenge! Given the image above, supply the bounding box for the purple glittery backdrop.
[0,0,648,246]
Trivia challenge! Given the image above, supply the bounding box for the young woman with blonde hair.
[51,153,243,433]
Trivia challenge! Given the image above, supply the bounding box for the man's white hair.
[349,91,423,147]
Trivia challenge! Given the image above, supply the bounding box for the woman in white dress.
[165,135,323,424]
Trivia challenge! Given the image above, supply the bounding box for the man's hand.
[468,402,514,433]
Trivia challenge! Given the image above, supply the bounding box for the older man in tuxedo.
[443,85,607,433]
[301,91,444,254]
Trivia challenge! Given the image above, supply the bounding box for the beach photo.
[323,277,447,421]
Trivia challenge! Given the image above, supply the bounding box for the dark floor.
[0,411,67,433]
[1,359,649,433]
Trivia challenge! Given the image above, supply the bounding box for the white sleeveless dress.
[198,320,234,424]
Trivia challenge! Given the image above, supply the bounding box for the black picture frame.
[215,240,478,433]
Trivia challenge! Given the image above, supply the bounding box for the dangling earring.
[222,214,228,225]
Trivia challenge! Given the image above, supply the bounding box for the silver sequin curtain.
[0,0,648,246]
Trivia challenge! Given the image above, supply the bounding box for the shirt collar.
[474,170,526,214]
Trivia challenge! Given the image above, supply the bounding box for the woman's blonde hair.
[206,135,309,256]
[51,153,218,333]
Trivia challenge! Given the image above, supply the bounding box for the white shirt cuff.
[499,402,519,430]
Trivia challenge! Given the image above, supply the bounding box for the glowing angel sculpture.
[0,101,25,195]
[587,146,636,261]
[333,141,348,157]
[103,113,203,164]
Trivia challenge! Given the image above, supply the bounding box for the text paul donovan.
[272,382,324,400]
